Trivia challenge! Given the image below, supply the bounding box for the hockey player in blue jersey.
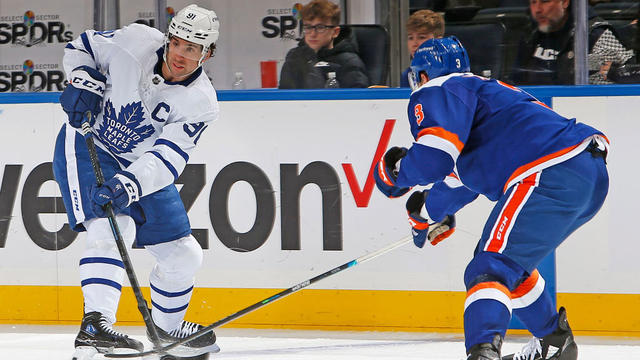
[54,4,220,359]
[374,37,609,360]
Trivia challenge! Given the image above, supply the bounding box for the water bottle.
[325,72,340,88]
[232,72,246,90]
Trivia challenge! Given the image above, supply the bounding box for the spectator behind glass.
[511,0,635,85]
[400,9,445,87]
[607,3,640,83]
[278,0,369,89]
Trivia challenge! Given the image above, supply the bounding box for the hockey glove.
[90,174,140,217]
[373,146,411,198]
[60,65,106,128]
[406,190,456,248]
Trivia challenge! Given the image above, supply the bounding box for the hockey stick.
[80,112,165,354]
[105,234,413,358]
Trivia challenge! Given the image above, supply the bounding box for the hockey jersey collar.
[410,72,471,94]
[154,47,203,87]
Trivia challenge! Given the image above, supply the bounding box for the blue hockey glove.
[90,174,140,217]
[373,146,411,198]
[60,65,106,128]
[406,190,456,248]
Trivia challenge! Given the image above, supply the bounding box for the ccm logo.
[496,215,509,240]
[71,76,105,95]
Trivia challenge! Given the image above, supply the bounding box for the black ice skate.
[467,334,502,360]
[148,319,220,357]
[502,307,578,360]
[72,311,143,359]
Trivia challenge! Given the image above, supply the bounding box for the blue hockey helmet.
[408,36,470,90]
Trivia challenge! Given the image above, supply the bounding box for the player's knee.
[176,235,204,274]
[151,235,203,277]
[84,215,135,250]
[464,251,527,291]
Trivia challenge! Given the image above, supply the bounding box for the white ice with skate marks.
[0,325,638,360]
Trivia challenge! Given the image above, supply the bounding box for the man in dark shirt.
[511,0,634,85]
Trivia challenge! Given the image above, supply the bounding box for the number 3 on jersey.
[414,104,425,126]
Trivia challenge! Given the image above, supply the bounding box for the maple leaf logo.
[97,100,155,154]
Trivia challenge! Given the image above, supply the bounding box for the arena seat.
[445,22,506,78]
[347,24,390,86]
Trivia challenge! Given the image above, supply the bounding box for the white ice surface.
[1,325,639,360]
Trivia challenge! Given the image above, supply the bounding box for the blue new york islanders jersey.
[396,73,606,204]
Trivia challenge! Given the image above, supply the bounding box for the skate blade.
[165,343,220,357]
[73,345,143,360]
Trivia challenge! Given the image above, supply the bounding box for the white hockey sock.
[80,251,125,324]
[150,278,194,332]
[146,235,203,332]
[80,216,136,324]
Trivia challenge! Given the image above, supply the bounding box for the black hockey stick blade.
[105,235,412,358]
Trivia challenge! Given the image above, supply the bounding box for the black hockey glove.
[373,146,411,198]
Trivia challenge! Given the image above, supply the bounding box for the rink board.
[0,87,639,335]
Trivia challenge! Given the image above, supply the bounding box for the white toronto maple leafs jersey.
[63,23,219,196]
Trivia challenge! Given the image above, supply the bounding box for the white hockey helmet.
[165,4,219,66]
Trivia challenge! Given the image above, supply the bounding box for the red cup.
[260,60,278,88]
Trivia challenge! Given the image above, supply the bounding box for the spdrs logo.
[0,60,65,92]
[262,3,303,40]
[0,10,74,47]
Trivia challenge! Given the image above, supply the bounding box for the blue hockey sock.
[464,281,512,352]
[512,270,558,338]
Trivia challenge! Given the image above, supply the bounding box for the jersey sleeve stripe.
[148,151,179,180]
[193,124,209,144]
[154,138,189,162]
[80,32,95,60]
[417,127,464,152]
[416,134,461,162]
[66,45,91,56]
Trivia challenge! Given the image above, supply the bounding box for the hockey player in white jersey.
[53,4,220,359]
